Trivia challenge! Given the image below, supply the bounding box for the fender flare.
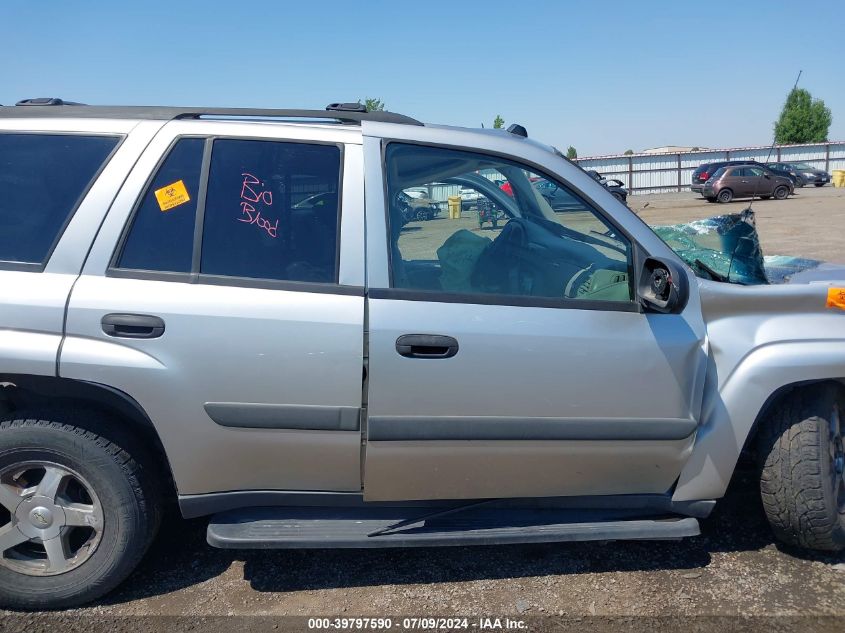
[672,340,845,502]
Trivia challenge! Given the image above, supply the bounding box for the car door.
[361,130,709,502]
[61,120,366,497]
[748,167,774,195]
[725,167,748,196]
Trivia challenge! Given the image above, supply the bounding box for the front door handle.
[396,334,459,359]
[101,313,165,339]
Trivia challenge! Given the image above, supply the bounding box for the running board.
[206,507,700,549]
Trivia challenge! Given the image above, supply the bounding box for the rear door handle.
[396,334,459,359]
[101,313,165,339]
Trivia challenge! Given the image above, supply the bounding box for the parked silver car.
[1,101,844,610]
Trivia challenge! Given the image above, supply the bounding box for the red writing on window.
[239,173,278,238]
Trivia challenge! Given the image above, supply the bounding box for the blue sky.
[2,1,843,156]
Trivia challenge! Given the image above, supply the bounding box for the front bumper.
[804,173,830,184]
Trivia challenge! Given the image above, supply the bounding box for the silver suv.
[1,101,844,609]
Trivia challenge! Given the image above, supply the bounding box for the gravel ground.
[8,467,841,623]
[3,186,845,628]
[634,185,845,264]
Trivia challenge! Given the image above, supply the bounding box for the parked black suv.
[691,160,760,193]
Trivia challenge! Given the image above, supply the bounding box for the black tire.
[611,192,624,202]
[756,384,845,551]
[774,185,790,200]
[815,183,825,187]
[0,417,161,609]
[717,189,733,203]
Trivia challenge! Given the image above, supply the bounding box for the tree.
[493,115,505,129]
[566,146,578,159]
[358,98,385,113]
[623,149,634,155]
[774,88,832,145]
[691,147,700,152]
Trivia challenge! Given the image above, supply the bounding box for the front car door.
[361,123,709,501]
[747,166,774,195]
[61,120,366,498]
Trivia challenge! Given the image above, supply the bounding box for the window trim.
[0,131,125,272]
[108,134,347,292]
[108,134,206,273]
[379,139,641,312]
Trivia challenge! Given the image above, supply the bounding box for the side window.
[200,140,341,283]
[0,133,119,266]
[116,138,204,272]
[385,143,633,304]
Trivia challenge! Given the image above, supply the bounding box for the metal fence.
[574,142,845,195]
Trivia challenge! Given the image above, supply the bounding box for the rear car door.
[361,129,709,501]
[61,121,366,497]
[727,167,750,196]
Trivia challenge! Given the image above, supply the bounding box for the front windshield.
[384,143,633,303]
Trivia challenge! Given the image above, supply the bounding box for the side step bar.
[207,507,700,549]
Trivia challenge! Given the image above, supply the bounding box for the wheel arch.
[0,374,177,503]
[672,339,845,502]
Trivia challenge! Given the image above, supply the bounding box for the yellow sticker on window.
[154,180,190,212]
[827,288,845,310]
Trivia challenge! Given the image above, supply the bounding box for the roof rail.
[0,101,423,126]
[16,97,86,106]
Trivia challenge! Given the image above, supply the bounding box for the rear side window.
[200,139,341,283]
[114,137,342,285]
[0,133,119,266]
[117,138,204,272]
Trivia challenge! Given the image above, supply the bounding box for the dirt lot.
[4,187,845,626]
[634,185,845,264]
[401,185,845,268]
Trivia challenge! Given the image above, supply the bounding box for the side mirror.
[638,257,689,314]
[764,174,771,179]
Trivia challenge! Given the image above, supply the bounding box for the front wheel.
[774,185,790,200]
[757,384,845,551]
[0,417,161,609]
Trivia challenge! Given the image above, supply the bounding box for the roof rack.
[0,100,423,126]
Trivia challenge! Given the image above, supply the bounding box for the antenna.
[746,70,802,213]
[730,70,802,282]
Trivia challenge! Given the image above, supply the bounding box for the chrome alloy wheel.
[0,462,104,576]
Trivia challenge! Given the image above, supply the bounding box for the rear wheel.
[757,384,845,551]
[717,189,733,203]
[774,185,790,200]
[0,417,161,609]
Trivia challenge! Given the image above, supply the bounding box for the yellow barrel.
[447,195,462,219]
[832,170,845,187]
